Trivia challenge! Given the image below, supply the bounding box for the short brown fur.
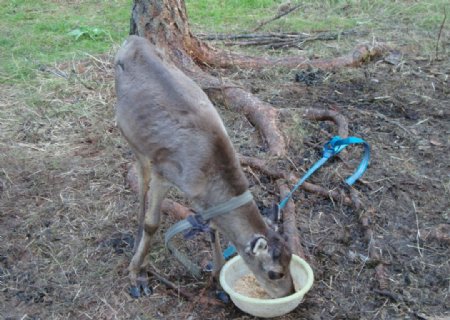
[115,35,294,298]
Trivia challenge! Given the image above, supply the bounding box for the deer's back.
[114,36,247,200]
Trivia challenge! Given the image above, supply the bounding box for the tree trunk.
[130,0,196,68]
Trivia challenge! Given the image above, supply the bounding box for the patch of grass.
[0,0,130,83]
[186,0,276,32]
[1,0,448,83]
[185,0,448,61]
[187,0,448,34]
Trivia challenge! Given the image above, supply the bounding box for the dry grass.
[1,52,139,318]
[1,21,449,320]
[0,49,251,319]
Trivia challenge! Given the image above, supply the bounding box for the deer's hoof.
[128,280,153,298]
[216,290,230,304]
[129,286,141,299]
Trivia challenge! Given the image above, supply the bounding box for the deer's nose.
[268,271,284,280]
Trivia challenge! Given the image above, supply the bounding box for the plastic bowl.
[219,254,314,318]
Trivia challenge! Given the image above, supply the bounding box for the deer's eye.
[272,247,281,259]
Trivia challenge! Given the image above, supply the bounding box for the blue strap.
[279,135,370,209]
[223,245,237,260]
[278,156,328,209]
[222,136,370,260]
[329,136,371,185]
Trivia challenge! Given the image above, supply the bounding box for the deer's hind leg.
[129,159,170,298]
[133,155,151,252]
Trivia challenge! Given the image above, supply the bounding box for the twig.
[373,289,401,303]
[412,201,423,257]
[349,106,411,135]
[200,30,367,49]
[435,6,447,60]
[374,263,389,291]
[252,4,304,32]
[148,269,192,299]
[244,166,264,188]
[198,32,307,41]
[302,181,352,205]
[148,269,224,306]
[230,30,368,49]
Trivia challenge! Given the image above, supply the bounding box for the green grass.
[0,0,130,83]
[0,0,448,83]
[187,0,448,33]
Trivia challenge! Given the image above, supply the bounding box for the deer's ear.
[253,237,268,254]
[245,236,269,255]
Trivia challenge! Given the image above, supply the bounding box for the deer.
[114,35,294,299]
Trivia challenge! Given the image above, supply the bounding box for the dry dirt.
[1,41,449,319]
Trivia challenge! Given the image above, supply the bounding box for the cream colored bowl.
[219,254,314,318]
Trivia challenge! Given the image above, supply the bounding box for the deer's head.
[241,229,294,298]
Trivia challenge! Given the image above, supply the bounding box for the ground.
[1,17,449,320]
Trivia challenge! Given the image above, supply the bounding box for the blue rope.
[222,136,370,259]
[279,135,370,209]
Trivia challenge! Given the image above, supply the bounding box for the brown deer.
[114,35,294,298]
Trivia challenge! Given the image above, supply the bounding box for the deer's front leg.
[209,227,225,283]
[129,172,170,298]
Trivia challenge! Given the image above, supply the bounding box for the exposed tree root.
[188,41,389,70]
[302,108,349,138]
[277,182,305,259]
[350,189,389,291]
[162,199,193,220]
[238,155,285,178]
[238,155,353,205]
[207,87,286,156]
